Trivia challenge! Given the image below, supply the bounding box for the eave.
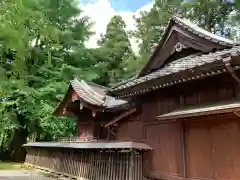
[111,46,240,98]
[54,79,133,117]
[157,101,240,121]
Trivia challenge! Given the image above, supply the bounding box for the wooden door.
[210,117,240,180]
[185,119,214,179]
[144,122,184,178]
[185,115,240,180]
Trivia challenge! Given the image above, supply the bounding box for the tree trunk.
[8,128,28,162]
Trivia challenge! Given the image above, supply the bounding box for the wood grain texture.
[25,147,144,180]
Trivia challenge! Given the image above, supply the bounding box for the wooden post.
[181,120,187,179]
[130,150,134,180]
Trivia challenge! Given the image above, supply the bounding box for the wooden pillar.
[130,151,134,180]
[181,120,187,179]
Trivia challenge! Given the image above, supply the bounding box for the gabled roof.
[139,16,239,77]
[111,46,240,97]
[54,79,131,117]
[70,79,127,108]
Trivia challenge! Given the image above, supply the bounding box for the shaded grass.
[0,162,24,170]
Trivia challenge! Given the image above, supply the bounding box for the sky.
[79,0,153,53]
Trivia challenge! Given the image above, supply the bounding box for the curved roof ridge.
[173,16,238,46]
[70,79,127,108]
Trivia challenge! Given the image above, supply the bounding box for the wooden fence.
[25,147,145,180]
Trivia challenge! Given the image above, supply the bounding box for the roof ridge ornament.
[172,42,188,54]
[80,103,84,110]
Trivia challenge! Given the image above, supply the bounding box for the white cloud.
[79,0,153,53]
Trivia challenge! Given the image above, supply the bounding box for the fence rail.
[59,136,98,143]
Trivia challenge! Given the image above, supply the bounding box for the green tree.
[0,0,94,161]
[182,0,235,36]
[132,0,183,63]
[132,0,239,68]
[96,15,136,85]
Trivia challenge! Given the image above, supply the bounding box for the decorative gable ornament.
[175,42,187,52]
[92,111,96,117]
[171,42,188,55]
[80,103,84,110]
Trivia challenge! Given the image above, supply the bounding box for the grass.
[0,162,24,170]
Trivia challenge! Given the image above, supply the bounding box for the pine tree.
[96,15,136,84]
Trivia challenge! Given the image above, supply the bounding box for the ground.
[0,162,61,180]
[0,170,54,180]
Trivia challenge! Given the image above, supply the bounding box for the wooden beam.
[233,111,240,118]
[104,108,137,128]
[107,127,117,137]
[223,56,240,85]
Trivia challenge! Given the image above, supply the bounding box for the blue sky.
[81,0,152,12]
[109,0,152,12]
[80,0,153,52]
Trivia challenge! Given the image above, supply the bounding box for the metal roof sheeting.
[157,101,240,120]
[23,141,152,150]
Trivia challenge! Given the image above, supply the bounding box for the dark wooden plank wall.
[117,119,144,141]
[117,74,237,141]
[185,114,240,180]
[76,114,108,139]
[76,121,94,138]
[144,121,184,179]
[116,74,240,180]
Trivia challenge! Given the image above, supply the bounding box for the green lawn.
[0,162,24,170]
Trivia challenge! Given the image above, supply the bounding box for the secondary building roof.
[54,79,132,117]
[70,79,127,108]
[157,101,240,120]
[23,141,152,151]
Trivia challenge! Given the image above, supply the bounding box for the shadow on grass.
[0,162,32,170]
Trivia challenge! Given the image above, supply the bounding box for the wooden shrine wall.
[144,121,184,179]
[76,116,108,140]
[76,113,95,139]
[116,119,144,141]
[185,114,240,180]
[115,73,240,179]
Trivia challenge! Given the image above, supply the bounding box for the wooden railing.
[25,147,145,180]
[59,136,98,143]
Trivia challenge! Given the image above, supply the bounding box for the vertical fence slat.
[25,147,146,180]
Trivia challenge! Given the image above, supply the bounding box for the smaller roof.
[157,101,240,121]
[23,141,152,151]
[71,79,127,108]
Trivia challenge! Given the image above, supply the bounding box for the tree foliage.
[1,0,240,162]
[133,0,184,60]
[182,0,235,36]
[0,0,93,161]
[95,15,136,85]
[132,0,240,66]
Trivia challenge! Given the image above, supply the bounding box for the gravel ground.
[0,170,61,180]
